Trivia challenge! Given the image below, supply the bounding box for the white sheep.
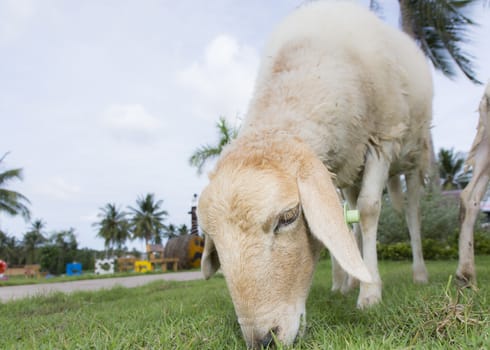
[457,81,490,286]
[198,1,433,348]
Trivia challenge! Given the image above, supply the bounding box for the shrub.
[375,188,490,260]
[474,230,490,254]
[377,241,412,260]
[378,189,461,245]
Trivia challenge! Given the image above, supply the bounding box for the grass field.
[1,256,489,349]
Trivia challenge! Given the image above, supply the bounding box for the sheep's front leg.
[405,172,428,283]
[457,168,489,286]
[356,148,390,308]
[336,187,361,294]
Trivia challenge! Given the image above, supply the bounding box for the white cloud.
[0,0,36,44]
[34,177,81,201]
[100,104,163,143]
[177,34,259,122]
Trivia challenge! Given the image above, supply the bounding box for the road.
[0,271,203,303]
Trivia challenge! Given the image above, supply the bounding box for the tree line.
[93,194,190,256]
[0,153,189,273]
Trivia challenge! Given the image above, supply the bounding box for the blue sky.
[1,0,489,250]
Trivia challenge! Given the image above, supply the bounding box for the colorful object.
[95,259,115,275]
[0,259,7,279]
[134,260,153,273]
[164,234,204,269]
[66,262,82,276]
[344,203,360,225]
[0,260,7,274]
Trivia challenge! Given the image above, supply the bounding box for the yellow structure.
[188,235,204,268]
[164,235,203,269]
[146,244,179,272]
[134,260,153,273]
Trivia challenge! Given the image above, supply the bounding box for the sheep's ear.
[297,155,372,283]
[201,235,220,279]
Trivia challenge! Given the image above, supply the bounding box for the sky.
[1,0,489,251]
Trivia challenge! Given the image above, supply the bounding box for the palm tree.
[189,116,239,174]
[438,148,465,190]
[0,152,31,222]
[165,224,178,239]
[398,0,482,84]
[93,203,130,253]
[178,224,189,236]
[128,194,168,245]
[22,219,46,264]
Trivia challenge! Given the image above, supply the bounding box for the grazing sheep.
[198,1,432,348]
[457,81,490,286]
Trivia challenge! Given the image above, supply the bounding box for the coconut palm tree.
[0,152,31,222]
[178,224,189,236]
[398,0,482,84]
[438,148,466,190]
[93,203,130,253]
[189,116,239,174]
[128,194,168,245]
[22,219,47,264]
[165,224,178,239]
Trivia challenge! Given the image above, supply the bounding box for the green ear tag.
[344,203,360,225]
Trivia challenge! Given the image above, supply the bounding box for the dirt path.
[0,271,203,303]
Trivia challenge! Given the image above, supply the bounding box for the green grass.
[1,257,489,349]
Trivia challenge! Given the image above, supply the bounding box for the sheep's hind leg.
[404,171,428,283]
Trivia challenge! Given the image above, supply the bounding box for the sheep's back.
[242,1,433,187]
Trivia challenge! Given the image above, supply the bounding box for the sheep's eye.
[275,204,300,232]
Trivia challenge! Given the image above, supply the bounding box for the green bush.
[421,239,458,260]
[377,241,412,260]
[378,190,461,245]
[376,240,458,261]
[474,230,490,254]
[375,188,490,260]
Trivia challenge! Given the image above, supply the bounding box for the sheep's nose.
[255,327,279,349]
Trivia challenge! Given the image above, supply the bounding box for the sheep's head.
[198,133,371,348]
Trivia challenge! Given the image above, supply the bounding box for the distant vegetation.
[0,154,191,275]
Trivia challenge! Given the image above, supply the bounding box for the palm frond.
[0,154,31,220]
[189,116,239,175]
[400,0,482,84]
[0,152,10,163]
[0,189,31,220]
[189,145,222,174]
[438,148,466,189]
[0,168,24,186]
